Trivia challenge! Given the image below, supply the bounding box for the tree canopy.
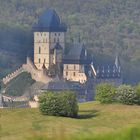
[0,0,140,84]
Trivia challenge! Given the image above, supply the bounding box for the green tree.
[116,85,138,105]
[39,91,78,118]
[135,83,140,105]
[95,83,116,104]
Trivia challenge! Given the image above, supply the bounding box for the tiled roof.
[86,55,122,79]
[96,65,121,79]
[63,42,91,64]
[41,80,86,91]
[33,9,67,32]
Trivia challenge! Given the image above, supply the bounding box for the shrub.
[95,83,116,104]
[116,85,138,105]
[135,83,140,105]
[39,91,78,118]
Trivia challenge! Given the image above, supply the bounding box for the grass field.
[0,102,140,140]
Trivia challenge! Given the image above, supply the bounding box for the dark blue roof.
[63,42,91,64]
[33,9,67,32]
[41,80,86,91]
[96,65,122,79]
[53,43,63,50]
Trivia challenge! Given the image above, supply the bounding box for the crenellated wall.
[2,67,25,84]
[2,57,53,85]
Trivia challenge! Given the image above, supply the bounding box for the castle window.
[66,65,68,69]
[39,58,41,63]
[57,38,59,42]
[54,38,56,42]
[73,72,76,77]
[66,71,68,76]
[74,65,76,70]
[39,47,41,54]
[55,33,57,36]
[58,33,60,36]
[44,59,46,63]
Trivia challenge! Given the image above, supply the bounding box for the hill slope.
[4,72,35,97]
[0,0,140,83]
[1,102,140,140]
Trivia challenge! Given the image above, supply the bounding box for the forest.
[0,0,140,84]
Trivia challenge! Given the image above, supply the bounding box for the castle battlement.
[2,67,24,84]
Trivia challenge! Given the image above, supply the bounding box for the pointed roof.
[63,42,91,64]
[33,9,67,32]
[53,42,63,50]
[115,55,121,70]
[66,43,85,60]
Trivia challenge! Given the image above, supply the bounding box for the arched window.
[54,38,56,43]
[44,59,46,63]
[39,47,41,54]
[66,65,68,69]
[39,58,41,63]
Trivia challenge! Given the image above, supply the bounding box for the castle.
[1,9,123,107]
[28,9,122,84]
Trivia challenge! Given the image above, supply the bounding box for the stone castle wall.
[34,32,65,70]
[2,57,53,85]
[22,57,53,83]
[2,67,25,84]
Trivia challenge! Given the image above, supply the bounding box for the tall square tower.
[33,9,67,70]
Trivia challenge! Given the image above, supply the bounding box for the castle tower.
[33,9,67,70]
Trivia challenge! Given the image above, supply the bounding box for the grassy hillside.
[0,0,140,84]
[1,102,140,140]
[4,72,35,96]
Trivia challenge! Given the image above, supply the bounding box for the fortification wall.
[2,57,53,85]
[2,67,25,84]
[22,57,53,83]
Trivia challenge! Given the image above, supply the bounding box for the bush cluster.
[96,83,140,105]
[39,91,78,118]
[116,85,138,105]
[95,83,115,104]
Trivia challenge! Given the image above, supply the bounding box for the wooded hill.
[0,0,140,84]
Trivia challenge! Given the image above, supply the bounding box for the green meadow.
[1,102,140,140]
